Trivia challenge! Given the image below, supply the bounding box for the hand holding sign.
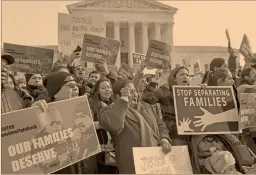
[194,107,215,131]
[178,118,194,132]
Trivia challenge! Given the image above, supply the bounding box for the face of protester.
[18,82,27,90]
[6,76,14,89]
[45,121,62,133]
[138,77,147,92]
[98,81,112,101]
[75,65,86,80]
[28,74,43,87]
[214,62,228,71]
[247,69,256,83]
[88,73,101,86]
[125,82,138,106]
[1,58,9,85]
[175,68,189,86]
[56,79,79,100]
[219,71,234,86]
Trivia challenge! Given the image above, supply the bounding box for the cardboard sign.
[1,96,101,174]
[117,62,134,80]
[133,146,193,174]
[81,34,120,65]
[173,86,240,135]
[145,40,172,69]
[239,34,252,58]
[194,59,201,76]
[239,93,256,129]
[3,43,54,74]
[132,52,146,65]
[58,13,105,56]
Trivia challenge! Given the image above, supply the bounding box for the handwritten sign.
[81,34,120,65]
[117,62,134,79]
[173,86,240,135]
[1,96,101,174]
[132,52,146,65]
[3,43,54,74]
[58,13,105,56]
[145,40,172,69]
[239,93,256,129]
[133,146,193,174]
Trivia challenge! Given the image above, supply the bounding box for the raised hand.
[178,118,194,132]
[32,100,48,113]
[193,107,214,131]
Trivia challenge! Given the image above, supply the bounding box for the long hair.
[90,77,115,117]
[206,68,230,86]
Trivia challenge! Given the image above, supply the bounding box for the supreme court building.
[66,0,177,68]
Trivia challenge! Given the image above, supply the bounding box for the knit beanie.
[44,72,74,99]
[25,73,34,83]
[210,58,226,71]
[112,78,131,96]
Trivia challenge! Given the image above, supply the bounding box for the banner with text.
[133,146,193,174]
[3,43,54,74]
[58,13,105,56]
[1,96,101,174]
[173,86,240,135]
[81,34,120,65]
[239,93,256,129]
[117,62,134,80]
[145,40,172,69]
[132,52,146,65]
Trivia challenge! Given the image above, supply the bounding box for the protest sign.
[1,96,101,174]
[58,13,105,56]
[133,146,193,174]
[81,34,120,65]
[3,43,54,74]
[132,52,146,65]
[194,59,201,76]
[239,93,256,129]
[173,86,240,135]
[145,40,172,69]
[117,62,134,79]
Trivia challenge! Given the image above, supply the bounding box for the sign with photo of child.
[1,96,101,174]
[173,86,240,135]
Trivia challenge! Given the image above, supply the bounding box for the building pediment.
[67,0,177,12]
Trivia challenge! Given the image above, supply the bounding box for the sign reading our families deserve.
[239,93,256,129]
[117,62,134,80]
[58,13,105,56]
[133,146,193,174]
[173,86,240,135]
[81,34,120,65]
[145,40,172,69]
[132,52,146,65]
[3,43,54,74]
[1,96,101,174]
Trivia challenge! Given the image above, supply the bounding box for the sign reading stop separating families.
[3,43,54,74]
[145,40,172,69]
[81,34,120,65]
[173,86,240,135]
[1,96,101,174]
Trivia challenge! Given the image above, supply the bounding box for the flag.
[240,34,252,58]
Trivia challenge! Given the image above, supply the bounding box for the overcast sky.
[2,1,256,55]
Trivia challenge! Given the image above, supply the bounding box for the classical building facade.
[66,0,178,68]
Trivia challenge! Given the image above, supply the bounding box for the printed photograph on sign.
[3,43,54,74]
[1,96,101,174]
[173,86,240,135]
[145,40,172,69]
[239,93,256,129]
[133,146,193,174]
[81,34,120,65]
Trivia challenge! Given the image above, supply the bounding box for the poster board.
[117,62,134,80]
[132,52,146,65]
[133,146,193,174]
[173,86,240,135]
[1,96,101,174]
[3,43,54,74]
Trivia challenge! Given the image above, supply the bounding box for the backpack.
[188,134,256,174]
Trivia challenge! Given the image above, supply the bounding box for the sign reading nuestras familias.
[1,96,101,174]
[81,34,120,65]
[145,40,172,69]
[173,86,240,135]
[133,146,193,174]
[58,13,105,56]
[3,43,54,74]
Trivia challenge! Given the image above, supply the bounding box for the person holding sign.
[98,78,172,174]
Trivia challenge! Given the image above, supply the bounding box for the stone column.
[142,21,148,55]
[165,22,174,45]
[154,22,161,41]
[128,21,135,66]
[114,21,121,68]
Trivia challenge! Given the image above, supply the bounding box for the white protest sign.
[58,13,105,67]
[133,146,193,174]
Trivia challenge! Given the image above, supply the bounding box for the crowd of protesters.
[1,42,256,174]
